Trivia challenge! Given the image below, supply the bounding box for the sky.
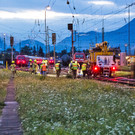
[0,0,135,47]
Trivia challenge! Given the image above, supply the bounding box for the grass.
[115,71,131,77]
[15,71,135,135]
[117,66,131,71]
[0,69,10,114]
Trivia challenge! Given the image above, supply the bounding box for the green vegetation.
[117,66,131,71]
[0,69,10,114]
[115,71,131,77]
[15,72,135,135]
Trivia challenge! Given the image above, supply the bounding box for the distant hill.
[56,18,135,55]
[15,39,46,52]
[0,39,46,53]
[0,18,135,55]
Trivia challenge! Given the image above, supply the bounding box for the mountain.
[15,39,46,52]
[0,18,135,55]
[56,18,135,55]
[0,38,46,53]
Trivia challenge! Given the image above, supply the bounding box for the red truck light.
[17,60,20,64]
[93,66,99,71]
[111,66,116,71]
[22,60,26,64]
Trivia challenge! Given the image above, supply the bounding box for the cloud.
[88,0,115,6]
[0,9,135,21]
[0,10,73,20]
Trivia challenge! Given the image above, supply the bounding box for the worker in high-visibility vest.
[55,61,61,77]
[40,61,47,77]
[32,60,38,74]
[82,61,87,78]
[68,60,72,73]
[29,59,33,73]
[10,61,16,78]
[87,62,91,79]
[71,60,78,79]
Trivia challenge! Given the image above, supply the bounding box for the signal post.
[52,33,56,65]
[68,23,74,58]
[10,36,14,62]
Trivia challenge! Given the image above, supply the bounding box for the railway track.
[95,76,135,87]
[15,67,135,87]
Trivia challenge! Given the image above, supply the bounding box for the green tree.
[33,46,36,56]
[61,49,67,57]
[21,46,32,55]
[38,46,44,57]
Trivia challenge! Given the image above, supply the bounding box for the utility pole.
[10,36,14,62]
[19,41,21,54]
[3,34,6,66]
[52,33,56,65]
[102,18,104,42]
[45,6,51,58]
[45,10,47,58]
[95,28,98,44]
[47,26,50,58]
[72,29,74,58]
[128,6,131,55]
[4,34,6,52]
[125,44,127,55]
[125,2,135,55]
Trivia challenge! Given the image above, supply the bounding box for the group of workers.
[29,59,48,76]
[69,60,91,79]
[10,59,91,79]
[29,59,62,78]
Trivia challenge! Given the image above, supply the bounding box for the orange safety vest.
[42,64,47,71]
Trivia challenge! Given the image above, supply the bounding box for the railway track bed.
[95,76,135,86]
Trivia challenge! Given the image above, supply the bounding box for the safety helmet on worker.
[12,61,15,64]
[72,60,75,63]
[58,60,61,63]
[34,60,37,62]
[29,59,32,62]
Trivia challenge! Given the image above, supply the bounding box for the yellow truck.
[89,41,116,77]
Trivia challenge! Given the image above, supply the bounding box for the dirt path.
[0,78,23,135]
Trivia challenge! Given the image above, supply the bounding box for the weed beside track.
[15,72,135,135]
[0,69,10,114]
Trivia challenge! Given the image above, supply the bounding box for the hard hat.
[58,60,60,63]
[34,60,37,62]
[29,59,32,62]
[12,61,15,64]
[72,60,75,63]
[75,61,77,64]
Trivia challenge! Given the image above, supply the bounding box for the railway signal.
[68,23,74,58]
[10,36,14,62]
[52,33,56,65]
[10,36,14,47]
[52,33,56,44]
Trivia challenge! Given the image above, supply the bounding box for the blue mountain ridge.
[0,18,135,55]
[56,18,135,55]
